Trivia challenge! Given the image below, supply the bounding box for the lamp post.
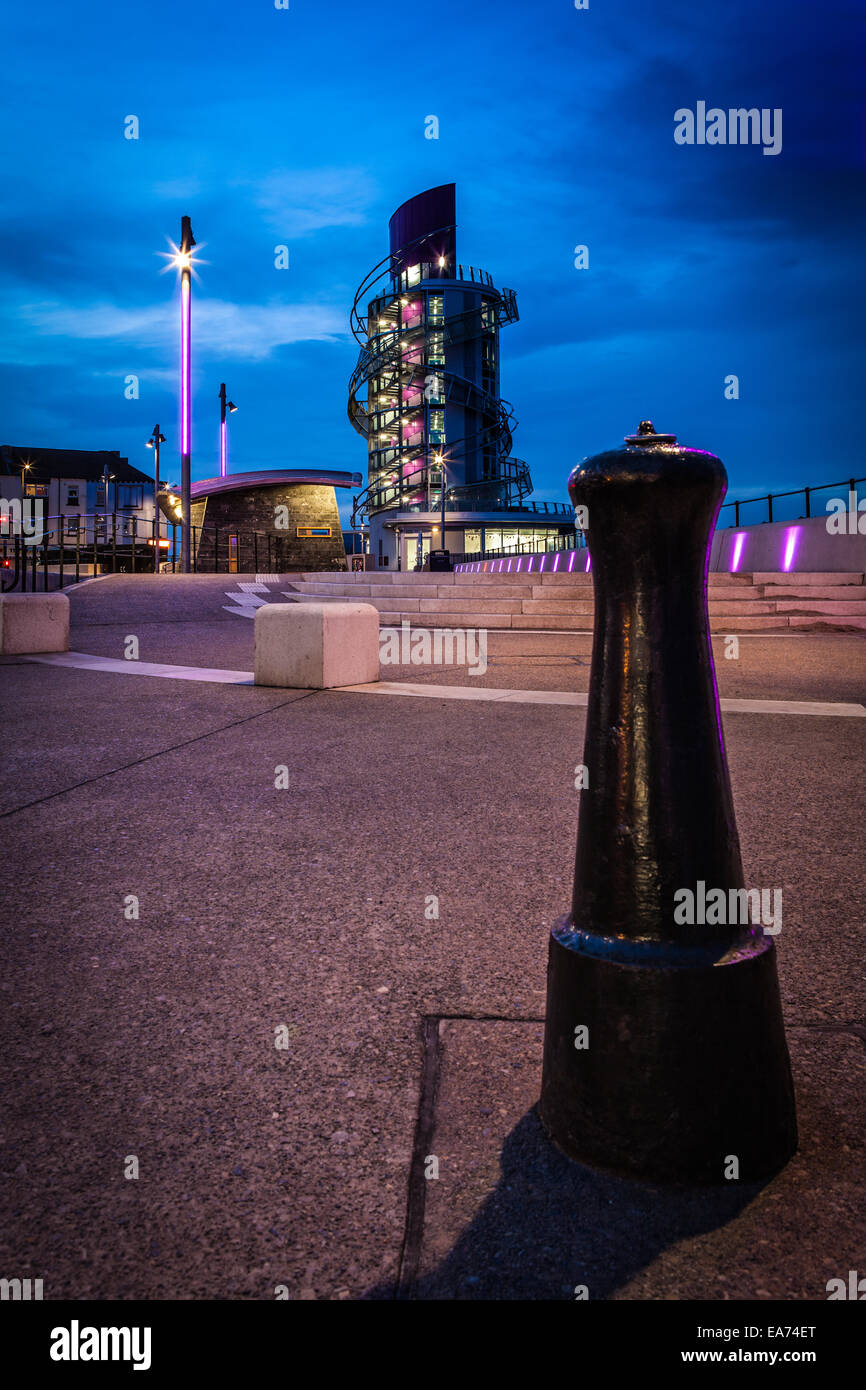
[436,452,447,546]
[146,424,165,499]
[177,215,195,573]
[146,425,166,569]
[218,383,238,478]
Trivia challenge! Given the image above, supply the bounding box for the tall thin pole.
[440,456,446,544]
[179,215,195,573]
[153,428,161,502]
[219,383,227,478]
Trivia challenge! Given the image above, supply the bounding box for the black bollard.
[539,421,797,1184]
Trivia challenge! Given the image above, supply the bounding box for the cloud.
[247,167,378,238]
[11,296,348,362]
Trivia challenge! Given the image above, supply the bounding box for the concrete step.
[751,572,865,585]
[759,585,866,600]
[786,615,866,631]
[418,598,524,614]
[708,601,776,614]
[520,600,595,615]
[773,600,866,615]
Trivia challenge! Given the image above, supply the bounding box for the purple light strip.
[180,273,191,456]
[782,525,801,572]
[730,532,746,573]
[553,552,560,572]
[567,550,576,573]
[219,419,227,478]
[584,552,592,573]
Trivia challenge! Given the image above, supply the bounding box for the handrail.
[719,476,864,527]
[0,513,312,590]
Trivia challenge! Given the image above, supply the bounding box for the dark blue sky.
[2,0,863,526]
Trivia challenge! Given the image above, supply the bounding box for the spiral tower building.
[348,184,574,569]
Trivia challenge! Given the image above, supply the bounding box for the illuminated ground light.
[782,525,801,572]
[584,551,592,573]
[567,550,576,573]
[730,531,747,573]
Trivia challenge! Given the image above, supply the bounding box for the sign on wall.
[296,526,333,538]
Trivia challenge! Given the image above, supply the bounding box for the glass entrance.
[403,531,430,571]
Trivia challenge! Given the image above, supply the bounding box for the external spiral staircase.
[347,225,532,529]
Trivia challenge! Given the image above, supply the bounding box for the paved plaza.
[1,575,863,1299]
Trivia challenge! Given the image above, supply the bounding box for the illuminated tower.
[348,184,573,568]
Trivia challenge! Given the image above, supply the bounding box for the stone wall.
[190,483,347,572]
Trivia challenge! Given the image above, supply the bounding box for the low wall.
[709,515,866,573]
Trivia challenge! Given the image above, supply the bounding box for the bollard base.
[539,917,798,1184]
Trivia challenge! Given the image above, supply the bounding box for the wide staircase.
[282,570,866,635]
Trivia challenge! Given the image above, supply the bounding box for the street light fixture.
[146,425,166,497]
[146,425,166,570]
[161,215,198,571]
[218,383,238,478]
[435,450,449,545]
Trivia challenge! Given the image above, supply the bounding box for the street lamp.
[146,425,166,498]
[218,383,238,478]
[146,425,166,569]
[435,451,448,545]
[165,214,197,572]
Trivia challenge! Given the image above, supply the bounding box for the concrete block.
[254,602,379,688]
[0,593,70,654]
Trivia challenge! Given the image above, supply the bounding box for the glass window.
[502,529,518,552]
[407,264,421,287]
[464,529,482,554]
[429,409,445,445]
[485,529,502,552]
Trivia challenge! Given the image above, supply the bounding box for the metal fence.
[0,514,320,592]
[718,477,865,528]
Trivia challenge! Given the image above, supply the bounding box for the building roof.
[190,469,363,499]
[0,445,153,485]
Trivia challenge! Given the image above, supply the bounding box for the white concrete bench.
[254,601,379,688]
[0,593,70,654]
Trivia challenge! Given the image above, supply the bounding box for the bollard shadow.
[368,1107,767,1300]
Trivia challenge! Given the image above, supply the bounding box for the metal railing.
[0,513,320,591]
[719,477,865,527]
[451,533,585,566]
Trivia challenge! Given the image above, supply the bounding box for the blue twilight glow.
[0,0,862,533]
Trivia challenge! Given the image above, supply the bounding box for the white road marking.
[223,582,271,618]
[17,653,866,716]
[337,681,866,717]
[22,652,253,683]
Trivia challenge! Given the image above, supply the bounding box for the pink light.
[507,558,513,572]
[567,550,576,573]
[730,531,746,573]
[180,273,191,456]
[516,556,523,572]
[584,552,592,573]
[498,559,505,572]
[540,555,547,571]
[782,525,801,573]
[553,552,560,572]
[527,556,534,572]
